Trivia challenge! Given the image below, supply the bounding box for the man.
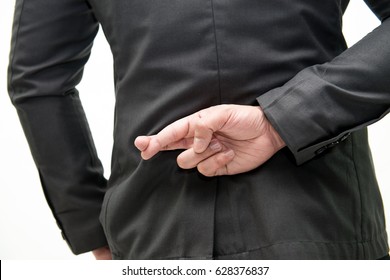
[8,0,390,259]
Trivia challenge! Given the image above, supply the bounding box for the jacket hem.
[214,232,389,260]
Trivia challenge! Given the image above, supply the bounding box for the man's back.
[8,0,390,259]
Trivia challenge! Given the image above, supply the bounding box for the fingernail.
[224,149,235,158]
[194,137,205,150]
[210,139,221,151]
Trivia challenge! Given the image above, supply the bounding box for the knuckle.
[215,154,228,166]
[171,127,180,141]
[195,120,206,132]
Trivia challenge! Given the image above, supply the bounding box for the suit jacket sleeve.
[8,0,107,254]
[257,0,390,165]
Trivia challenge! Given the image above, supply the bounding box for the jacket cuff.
[57,210,108,255]
[256,74,351,165]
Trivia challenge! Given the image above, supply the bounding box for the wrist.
[268,122,286,151]
[260,108,286,152]
[254,106,285,150]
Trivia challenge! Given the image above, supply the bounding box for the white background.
[0,0,389,259]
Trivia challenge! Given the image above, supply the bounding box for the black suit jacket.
[8,0,390,259]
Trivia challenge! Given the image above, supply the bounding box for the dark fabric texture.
[8,0,389,259]
[378,254,390,260]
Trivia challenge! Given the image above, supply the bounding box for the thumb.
[193,106,231,153]
[193,117,213,153]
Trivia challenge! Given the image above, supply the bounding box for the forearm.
[8,0,107,254]
[257,16,390,164]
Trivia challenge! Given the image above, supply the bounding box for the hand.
[134,105,285,177]
[92,246,112,260]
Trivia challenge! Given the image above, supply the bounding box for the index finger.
[138,114,197,159]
